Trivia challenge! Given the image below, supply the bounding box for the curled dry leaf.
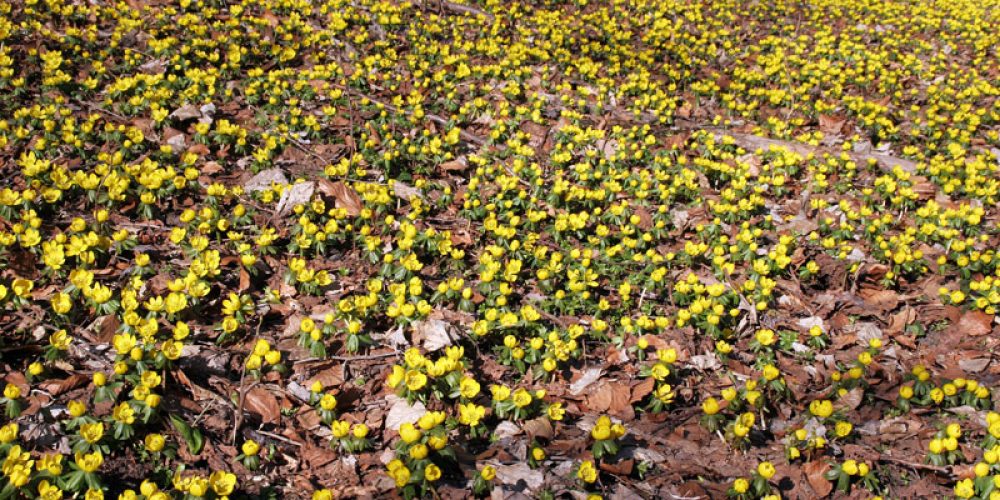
[245,387,281,424]
[411,318,456,352]
[275,182,315,217]
[569,368,604,396]
[490,462,544,492]
[803,460,833,496]
[384,395,427,431]
[317,179,363,216]
[245,168,289,193]
[957,309,993,337]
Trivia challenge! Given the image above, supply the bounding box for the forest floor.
[2,0,1000,498]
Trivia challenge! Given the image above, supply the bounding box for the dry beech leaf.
[38,373,88,396]
[521,417,553,441]
[569,368,603,396]
[384,395,427,431]
[958,310,993,337]
[803,460,833,496]
[318,179,363,216]
[411,318,456,352]
[245,387,281,424]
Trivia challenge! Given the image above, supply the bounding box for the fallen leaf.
[245,387,281,424]
[859,287,899,312]
[959,357,991,373]
[887,307,916,335]
[490,462,544,491]
[245,168,288,193]
[97,314,119,344]
[958,310,993,337]
[835,387,864,412]
[317,179,363,216]
[629,378,655,404]
[569,368,603,396]
[521,417,553,440]
[391,181,422,200]
[384,395,427,430]
[494,421,520,440]
[411,319,456,352]
[439,157,467,172]
[310,365,345,389]
[275,181,315,217]
[803,460,832,496]
[170,104,202,121]
[38,373,88,396]
[818,114,847,135]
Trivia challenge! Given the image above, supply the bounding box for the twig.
[325,352,399,362]
[411,0,494,21]
[877,455,954,476]
[73,99,128,121]
[231,315,265,444]
[253,429,303,447]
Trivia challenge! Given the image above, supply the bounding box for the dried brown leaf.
[245,387,281,424]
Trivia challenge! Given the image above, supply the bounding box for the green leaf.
[169,414,204,455]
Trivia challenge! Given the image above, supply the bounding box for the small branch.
[878,454,954,477]
[412,0,494,21]
[232,315,264,445]
[252,429,303,447]
[325,352,399,362]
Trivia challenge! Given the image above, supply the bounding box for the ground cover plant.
[1,0,1000,497]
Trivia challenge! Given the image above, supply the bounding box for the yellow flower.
[352,424,369,439]
[459,376,480,398]
[835,421,853,437]
[547,402,565,421]
[955,479,975,499]
[113,333,136,355]
[425,463,441,481]
[113,402,136,425]
[491,385,511,401]
[209,471,237,496]
[51,292,72,313]
[74,450,104,472]
[702,397,720,415]
[755,329,775,346]
[145,433,165,452]
[404,370,427,391]
[38,480,62,499]
[242,439,260,456]
[512,388,533,408]
[757,461,776,479]
[331,420,350,438]
[809,399,833,418]
[68,400,86,418]
[650,363,670,380]
[390,464,411,487]
[188,477,209,497]
[399,423,422,444]
[11,278,33,298]
[733,478,749,493]
[3,383,21,399]
[458,402,485,426]
[312,490,334,500]
[0,422,18,443]
[387,365,405,388]
[80,422,104,444]
[49,329,71,350]
[577,460,598,483]
[409,443,429,460]
[480,465,496,481]
[320,393,337,411]
[161,339,183,360]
